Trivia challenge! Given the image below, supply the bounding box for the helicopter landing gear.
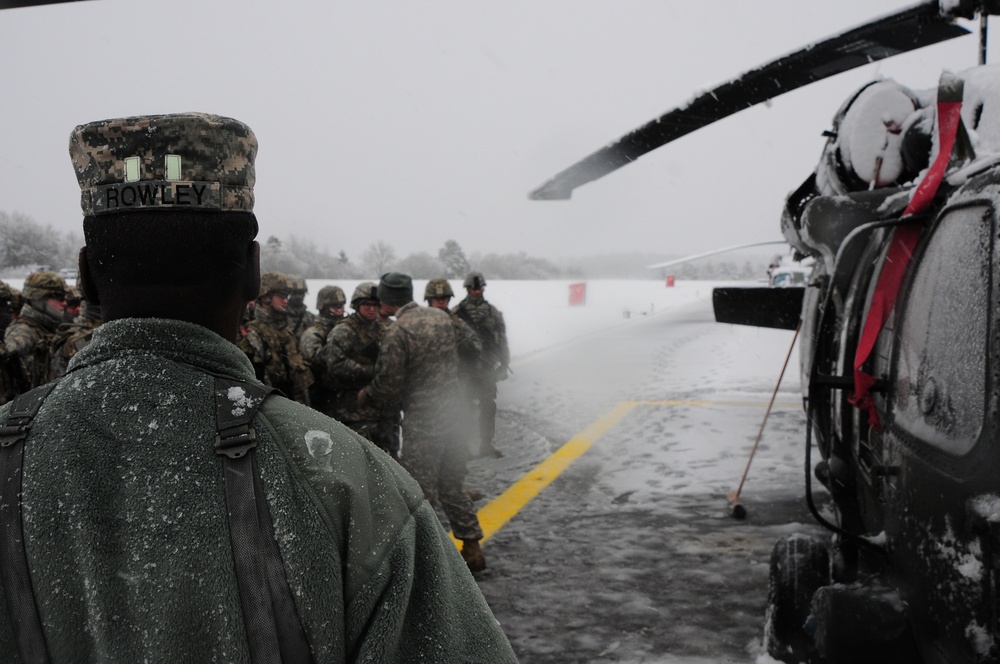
[764,533,830,664]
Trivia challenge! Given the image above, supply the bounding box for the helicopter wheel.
[764,533,830,664]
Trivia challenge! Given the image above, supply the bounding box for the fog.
[0,1,988,262]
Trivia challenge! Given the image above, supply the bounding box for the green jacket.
[0,318,517,663]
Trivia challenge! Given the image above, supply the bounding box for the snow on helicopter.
[531,2,1000,663]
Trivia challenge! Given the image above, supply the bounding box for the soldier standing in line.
[427,277,486,501]
[359,273,488,572]
[50,296,103,379]
[239,271,313,405]
[63,287,82,323]
[299,284,346,415]
[0,280,22,404]
[4,271,68,391]
[324,282,399,457]
[454,271,511,458]
[286,274,317,339]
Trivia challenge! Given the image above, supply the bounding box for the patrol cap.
[350,281,378,308]
[317,285,346,309]
[23,271,68,301]
[424,278,454,300]
[463,271,486,289]
[377,272,413,307]
[69,113,256,217]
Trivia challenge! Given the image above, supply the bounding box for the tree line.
[0,210,769,280]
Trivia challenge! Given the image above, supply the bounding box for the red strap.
[849,95,963,430]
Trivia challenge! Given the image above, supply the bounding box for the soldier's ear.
[244,241,261,302]
[78,247,100,305]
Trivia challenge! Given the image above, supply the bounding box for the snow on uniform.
[0,318,517,662]
[454,288,510,449]
[365,301,483,541]
[240,303,313,406]
[323,313,398,454]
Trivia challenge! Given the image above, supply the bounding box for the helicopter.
[531,1,1000,663]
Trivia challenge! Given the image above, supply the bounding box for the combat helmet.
[316,285,346,310]
[288,275,307,294]
[424,278,454,300]
[23,271,67,301]
[350,281,379,309]
[259,271,290,298]
[463,272,486,290]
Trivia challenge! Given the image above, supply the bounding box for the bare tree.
[360,240,397,276]
[0,211,68,270]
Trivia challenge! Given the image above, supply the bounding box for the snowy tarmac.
[447,280,830,663]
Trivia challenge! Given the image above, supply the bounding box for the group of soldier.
[0,270,103,403]
[238,269,510,571]
[0,266,509,572]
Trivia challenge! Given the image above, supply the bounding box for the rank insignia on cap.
[69,113,257,216]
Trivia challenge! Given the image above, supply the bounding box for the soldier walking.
[454,271,510,458]
[239,271,313,405]
[360,273,488,572]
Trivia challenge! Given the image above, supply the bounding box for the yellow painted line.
[637,400,801,408]
[451,397,801,548]
[452,400,638,546]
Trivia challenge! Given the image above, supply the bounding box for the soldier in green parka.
[0,113,517,664]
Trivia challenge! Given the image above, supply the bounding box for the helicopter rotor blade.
[529,1,971,201]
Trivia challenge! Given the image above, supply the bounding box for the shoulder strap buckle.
[214,424,258,459]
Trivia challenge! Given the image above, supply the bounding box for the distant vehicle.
[58,268,78,281]
[531,2,1000,662]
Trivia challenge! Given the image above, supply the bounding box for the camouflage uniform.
[0,281,23,404]
[4,271,67,391]
[239,273,313,405]
[365,301,483,542]
[426,278,482,447]
[454,272,510,454]
[299,285,346,415]
[326,312,403,458]
[50,300,103,379]
[286,274,317,340]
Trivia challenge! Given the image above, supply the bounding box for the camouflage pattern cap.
[69,113,256,216]
[424,278,454,300]
[23,271,68,301]
[288,275,307,293]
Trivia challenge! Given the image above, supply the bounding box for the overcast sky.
[0,1,989,263]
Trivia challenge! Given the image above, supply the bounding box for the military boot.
[461,539,487,573]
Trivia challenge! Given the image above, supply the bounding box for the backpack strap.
[213,377,312,664]
[0,381,59,664]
